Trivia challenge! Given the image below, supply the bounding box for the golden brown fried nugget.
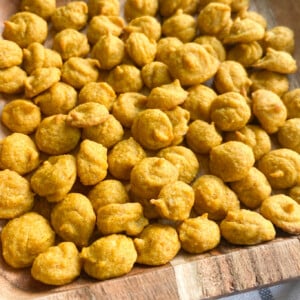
[134,224,180,266]
[258,148,300,189]
[220,209,275,245]
[0,40,23,69]
[209,141,255,182]
[178,214,221,254]
[260,194,300,234]
[159,0,199,17]
[0,66,27,94]
[1,212,55,268]
[35,114,81,155]
[278,118,300,153]
[238,9,267,30]
[3,12,48,48]
[77,140,108,186]
[282,89,300,119]
[97,203,148,235]
[31,242,81,286]
[231,0,249,12]
[289,186,300,204]
[88,0,120,18]
[0,169,34,219]
[0,133,39,175]
[31,155,77,202]
[20,0,55,20]
[155,37,183,65]
[81,234,137,280]
[124,0,158,21]
[1,99,41,134]
[51,193,96,247]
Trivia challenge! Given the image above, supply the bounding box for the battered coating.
[20,0,56,20]
[87,0,120,18]
[277,118,300,153]
[220,209,275,245]
[289,186,300,204]
[156,37,183,65]
[282,89,300,119]
[124,0,158,21]
[0,169,34,219]
[159,0,199,17]
[231,0,249,12]
[1,212,55,268]
[31,242,81,286]
[0,66,27,94]
[0,40,23,69]
[81,234,137,280]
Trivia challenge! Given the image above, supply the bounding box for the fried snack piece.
[91,34,125,70]
[157,146,199,184]
[20,0,56,20]
[220,209,275,245]
[1,212,55,268]
[0,169,34,219]
[231,0,249,12]
[278,118,300,153]
[252,89,287,134]
[186,120,222,154]
[81,234,137,280]
[78,82,116,111]
[88,0,120,18]
[31,155,77,202]
[97,203,148,235]
[107,64,143,93]
[193,175,239,220]
[25,67,61,98]
[260,194,300,234]
[77,140,108,186]
[82,114,124,148]
[51,1,88,31]
[88,179,129,212]
[178,214,221,254]
[224,125,271,161]
[51,193,96,247]
[289,186,300,204]
[210,141,255,182]
[1,99,41,134]
[53,29,90,61]
[250,70,289,96]
[238,9,267,29]
[230,167,271,209]
[124,0,158,21]
[258,148,300,189]
[3,12,48,48]
[108,137,146,180]
[0,66,27,94]
[156,37,183,65]
[130,157,179,200]
[0,40,22,69]
[210,92,251,131]
[131,109,174,150]
[282,89,300,119]
[31,242,81,286]
[61,58,100,89]
[147,80,187,110]
[167,43,219,86]
[34,82,77,116]
[159,0,199,17]
[35,114,80,155]
[0,133,39,175]
[134,224,180,266]
[162,10,196,43]
[150,181,194,221]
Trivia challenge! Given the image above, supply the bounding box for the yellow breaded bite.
[88,0,120,18]
[282,89,300,119]
[124,0,158,21]
[0,40,23,69]
[289,186,300,204]
[0,66,27,94]
[277,118,300,153]
[159,0,199,17]
[155,37,183,65]
[20,0,56,20]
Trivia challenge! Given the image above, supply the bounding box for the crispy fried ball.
[231,0,249,12]
[238,9,267,29]
[257,148,300,189]
[0,169,34,219]
[282,89,300,119]
[1,212,55,268]
[178,214,221,254]
[0,40,23,69]
[0,66,27,94]
[3,12,48,48]
[97,203,149,235]
[289,186,300,204]
[20,0,56,20]
[0,133,39,175]
[252,89,287,134]
[155,37,183,65]
[134,224,180,266]
[193,174,240,220]
[51,193,96,247]
[159,0,199,17]
[108,137,146,180]
[260,194,300,234]
[1,99,41,134]
[277,118,300,153]
[220,209,275,245]
[31,242,81,286]
[124,0,158,21]
[77,140,108,186]
[30,155,77,202]
[209,141,255,182]
[81,234,137,280]
[151,181,194,221]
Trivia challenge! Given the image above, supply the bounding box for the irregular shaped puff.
[277,118,300,154]
[0,169,34,219]
[31,242,82,286]
[51,193,96,247]
[282,89,300,119]
[0,66,27,94]
[81,234,137,280]
[193,174,240,220]
[178,214,221,254]
[220,209,275,245]
[1,212,55,268]
[260,194,300,234]
[155,37,183,65]
[159,0,199,17]
[87,0,120,18]
[20,0,56,20]
[134,224,180,266]
[124,0,158,21]
[289,186,300,204]
[238,9,267,29]
[0,40,23,69]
